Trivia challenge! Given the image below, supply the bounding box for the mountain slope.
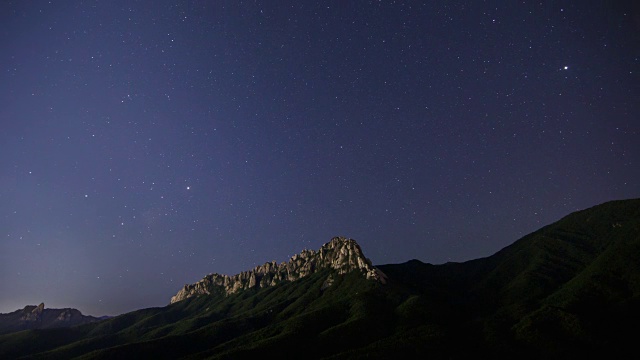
[0,198,638,359]
[378,198,640,357]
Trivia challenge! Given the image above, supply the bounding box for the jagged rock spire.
[170,237,386,304]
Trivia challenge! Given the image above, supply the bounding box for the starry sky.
[1,1,639,316]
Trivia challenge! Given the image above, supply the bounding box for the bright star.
[563,66,569,70]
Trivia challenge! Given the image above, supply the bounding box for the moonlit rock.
[169,237,386,304]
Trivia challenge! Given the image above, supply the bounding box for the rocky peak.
[20,303,45,322]
[55,308,83,322]
[170,237,387,304]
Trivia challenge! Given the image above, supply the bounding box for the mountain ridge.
[0,198,638,359]
[0,303,102,335]
[170,236,387,304]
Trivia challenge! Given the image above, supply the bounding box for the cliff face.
[19,303,45,322]
[170,237,386,304]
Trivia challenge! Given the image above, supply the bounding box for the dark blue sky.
[1,1,639,316]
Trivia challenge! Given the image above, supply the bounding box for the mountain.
[378,198,640,358]
[0,303,102,335]
[170,236,387,303]
[0,198,638,359]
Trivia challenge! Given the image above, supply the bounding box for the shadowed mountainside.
[0,198,638,359]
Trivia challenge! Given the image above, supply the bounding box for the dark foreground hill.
[0,199,638,359]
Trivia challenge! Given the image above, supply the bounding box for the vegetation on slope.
[0,199,638,359]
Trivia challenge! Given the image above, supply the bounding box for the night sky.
[1,1,639,316]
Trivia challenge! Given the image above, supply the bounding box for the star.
[1,0,637,318]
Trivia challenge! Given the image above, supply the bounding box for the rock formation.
[170,237,387,304]
[19,302,45,322]
[0,303,103,335]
